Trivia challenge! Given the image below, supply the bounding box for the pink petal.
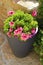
[32,10,37,17]
[28,34,32,38]
[7,32,11,37]
[14,27,23,36]
[18,27,23,31]
[14,30,18,36]
[21,33,29,41]
[7,11,14,16]
[9,21,14,27]
[14,30,21,36]
[31,28,36,34]
[9,28,13,32]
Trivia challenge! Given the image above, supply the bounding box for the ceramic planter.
[7,27,38,58]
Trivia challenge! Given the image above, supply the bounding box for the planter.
[4,10,38,58]
[7,27,38,58]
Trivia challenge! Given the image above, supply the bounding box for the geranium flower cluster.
[4,10,38,41]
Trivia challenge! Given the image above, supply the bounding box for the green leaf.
[23,26,29,32]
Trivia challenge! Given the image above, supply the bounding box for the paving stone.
[7,52,41,65]
[0,50,6,65]
[0,58,5,65]
[0,32,7,48]
[1,42,15,61]
[0,32,4,46]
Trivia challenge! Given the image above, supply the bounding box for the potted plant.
[4,10,38,58]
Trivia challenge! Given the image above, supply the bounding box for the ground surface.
[0,0,41,65]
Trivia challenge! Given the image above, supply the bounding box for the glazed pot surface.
[7,35,36,58]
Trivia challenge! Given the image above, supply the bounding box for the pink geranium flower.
[31,28,36,34]
[7,11,14,16]
[32,10,37,17]
[21,33,29,41]
[17,27,23,32]
[9,21,14,27]
[28,34,32,38]
[9,28,13,32]
[14,27,23,36]
[7,32,11,37]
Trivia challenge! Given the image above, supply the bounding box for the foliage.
[4,10,38,41]
[33,29,43,65]
[38,0,43,18]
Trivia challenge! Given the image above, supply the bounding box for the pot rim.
[35,27,38,34]
[31,27,38,37]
